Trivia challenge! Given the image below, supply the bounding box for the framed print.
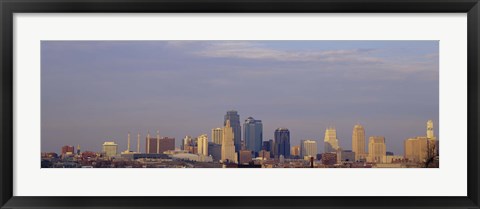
[1,0,479,208]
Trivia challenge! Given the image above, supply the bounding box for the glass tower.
[244,117,263,156]
[274,128,290,158]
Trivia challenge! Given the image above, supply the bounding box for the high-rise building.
[352,124,366,161]
[427,120,434,139]
[146,132,175,154]
[301,140,317,158]
[61,145,74,155]
[222,120,237,163]
[211,128,223,144]
[102,141,118,158]
[239,150,253,164]
[274,128,290,158]
[208,142,222,162]
[404,120,438,164]
[324,127,340,153]
[224,110,241,152]
[158,137,175,153]
[262,140,273,151]
[404,136,429,162]
[244,117,263,156]
[197,134,209,156]
[367,136,386,163]
[291,145,300,157]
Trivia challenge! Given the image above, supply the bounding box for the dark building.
[159,137,175,153]
[146,137,175,154]
[146,137,158,154]
[61,145,74,155]
[244,117,263,156]
[224,110,241,152]
[262,139,275,158]
[322,152,337,165]
[274,128,290,158]
[208,142,222,162]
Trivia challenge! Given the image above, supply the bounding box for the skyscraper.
[427,120,434,139]
[211,128,223,144]
[197,134,209,156]
[222,120,237,163]
[324,127,340,153]
[368,136,386,163]
[301,140,317,158]
[352,124,366,161]
[274,128,290,158]
[224,110,241,152]
[243,117,263,156]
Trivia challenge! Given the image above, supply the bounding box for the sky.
[41,41,439,155]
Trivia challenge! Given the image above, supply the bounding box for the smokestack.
[137,133,140,153]
[127,132,131,152]
[147,131,151,153]
[156,130,160,153]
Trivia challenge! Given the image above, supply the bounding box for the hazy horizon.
[41,40,439,155]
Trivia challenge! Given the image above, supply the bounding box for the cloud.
[167,41,384,64]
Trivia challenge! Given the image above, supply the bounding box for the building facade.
[274,128,290,158]
[221,120,237,163]
[243,117,263,156]
[300,140,317,158]
[102,141,118,158]
[224,110,241,152]
[211,128,223,144]
[368,136,386,163]
[324,127,340,153]
[352,124,367,161]
[197,134,209,156]
[61,145,74,155]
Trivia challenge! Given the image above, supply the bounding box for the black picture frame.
[1,0,479,208]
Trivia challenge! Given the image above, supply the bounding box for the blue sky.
[41,41,439,155]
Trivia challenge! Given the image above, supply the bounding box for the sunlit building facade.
[352,124,367,161]
[324,127,339,153]
[367,136,386,163]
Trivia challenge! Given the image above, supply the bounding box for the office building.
[300,140,317,158]
[352,124,367,161]
[102,141,118,158]
[274,128,290,158]
[244,117,263,156]
[239,150,253,164]
[222,119,237,163]
[368,136,386,163]
[322,152,337,165]
[224,110,242,152]
[208,142,222,162]
[324,127,340,153]
[61,145,74,155]
[211,128,223,144]
[197,134,208,156]
[291,145,300,157]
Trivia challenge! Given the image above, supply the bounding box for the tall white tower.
[352,124,366,161]
[197,134,209,156]
[324,127,339,153]
[427,120,434,139]
[222,120,237,163]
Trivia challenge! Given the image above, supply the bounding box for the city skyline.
[41,41,439,156]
